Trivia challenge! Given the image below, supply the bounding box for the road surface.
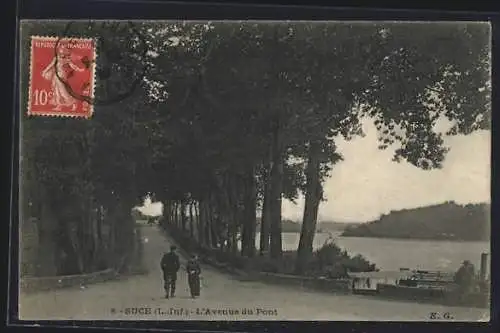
[18,225,489,321]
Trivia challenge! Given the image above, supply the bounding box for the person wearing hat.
[186,255,202,298]
[454,260,476,298]
[160,245,180,298]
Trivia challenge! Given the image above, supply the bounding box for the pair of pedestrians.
[160,246,202,299]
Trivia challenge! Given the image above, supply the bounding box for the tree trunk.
[96,205,105,269]
[173,202,179,228]
[178,201,182,229]
[201,199,209,247]
[228,174,240,255]
[222,194,232,254]
[36,198,58,276]
[206,194,216,248]
[189,201,195,238]
[259,164,271,256]
[116,197,137,273]
[197,201,204,245]
[170,200,175,226]
[107,205,117,271]
[161,200,169,227]
[164,200,170,226]
[197,202,203,244]
[85,194,98,273]
[218,175,235,253]
[170,201,175,226]
[295,140,323,274]
[241,165,257,257]
[208,203,214,248]
[269,128,284,259]
[181,200,187,233]
[87,199,97,273]
[172,202,176,227]
[97,204,106,270]
[68,218,85,274]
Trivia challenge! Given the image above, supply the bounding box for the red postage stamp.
[28,36,96,118]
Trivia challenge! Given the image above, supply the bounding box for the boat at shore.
[347,253,490,308]
[349,269,456,294]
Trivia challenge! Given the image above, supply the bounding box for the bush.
[239,252,296,274]
[309,242,376,278]
[316,243,344,267]
[161,222,376,279]
[344,254,376,272]
[252,257,280,273]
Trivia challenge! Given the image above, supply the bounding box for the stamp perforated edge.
[27,36,97,119]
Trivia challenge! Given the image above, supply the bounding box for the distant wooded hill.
[256,218,352,233]
[317,222,355,232]
[256,218,302,233]
[341,202,490,241]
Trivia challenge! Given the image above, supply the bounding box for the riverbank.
[19,226,489,321]
[160,221,375,275]
[159,223,489,309]
[247,231,489,272]
[341,233,491,242]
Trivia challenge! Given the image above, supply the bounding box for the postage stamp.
[27,36,96,118]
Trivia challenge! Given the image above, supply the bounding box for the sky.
[283,118,490,222]
[138,118,490,223]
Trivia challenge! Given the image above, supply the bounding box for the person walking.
[161,245,180,298]
[186,255,202,298]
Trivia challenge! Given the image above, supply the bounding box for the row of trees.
[145,22,491,274]
[20,21,490,276]
[19,22,163,275]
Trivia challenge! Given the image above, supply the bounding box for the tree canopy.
[20,21,490,276]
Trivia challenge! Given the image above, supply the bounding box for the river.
[249,232,490,273]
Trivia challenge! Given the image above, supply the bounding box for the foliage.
[310,242,376,278]
[19,21,205,275]
[19,21,491,275]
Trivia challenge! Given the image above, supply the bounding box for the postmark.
[28,36,96,118]
[56,21,150,106]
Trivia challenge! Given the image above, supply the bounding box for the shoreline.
[268,230,490,242]
[339,233,491,243]
[159,225,489,310]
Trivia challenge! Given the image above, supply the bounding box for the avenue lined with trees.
[20,21,490,279]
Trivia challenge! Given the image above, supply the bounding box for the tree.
[141,22,489,268]
[19,21,192,275]
[290,22,491,273]
[21,21,489,276]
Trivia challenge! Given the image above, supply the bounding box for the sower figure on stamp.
[186,255,201,298]
[41,45,84,111]
[161,245,180,298]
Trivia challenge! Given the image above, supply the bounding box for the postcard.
[16,20,491,322]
